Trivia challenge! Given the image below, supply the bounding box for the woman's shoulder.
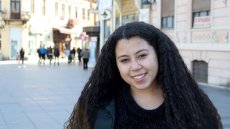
[99,98,115,112]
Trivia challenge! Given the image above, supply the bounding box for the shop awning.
[83,26,100,36]
[53,26,79,35]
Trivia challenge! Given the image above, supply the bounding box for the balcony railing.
[0,10,30,24]
[163,29,229,44]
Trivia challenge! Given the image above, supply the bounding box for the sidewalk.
[0,60,92,129]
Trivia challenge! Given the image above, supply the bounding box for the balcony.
[0,10,30,24]
[163,29,229,44]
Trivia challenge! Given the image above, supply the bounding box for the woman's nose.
[130,60,141,70]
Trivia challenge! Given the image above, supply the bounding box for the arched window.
[192,60,208,83]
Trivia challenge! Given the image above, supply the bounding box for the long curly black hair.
[65,22,222,129]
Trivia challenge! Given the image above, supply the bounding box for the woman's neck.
[130,84,164,110]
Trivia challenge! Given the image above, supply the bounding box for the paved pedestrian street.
[0,62,92,129]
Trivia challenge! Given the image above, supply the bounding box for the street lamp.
[142,0,155,24]
[101,9,112,20]
[99,8,112,52]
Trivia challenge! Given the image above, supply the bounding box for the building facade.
[0,0,96,60]
[97,0,230,86]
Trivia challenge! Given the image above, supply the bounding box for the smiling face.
[115,36,159,92]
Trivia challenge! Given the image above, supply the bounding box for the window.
[55,2,58,16]
[75,7,78,18]
[192,60,208,83]
[192,0,210,28]
[192,10,210,28]
[82,8,85,20]
[0,0,2,11]
[141,0,154,8]
[11,0,20,19]
[161,0,175,29]
[62,4,65,18]
[42,0,46,15]
[68,5,71,18]
[162,16,174,28]
[87,9,90,20]
[0,34,1,50]
[31,0,34,13]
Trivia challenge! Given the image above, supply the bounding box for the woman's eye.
[138,54,147,59]
[120,58,128,63]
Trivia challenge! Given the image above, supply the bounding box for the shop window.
[161,0,175,29]
[192,60,208,83]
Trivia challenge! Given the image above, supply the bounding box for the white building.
[0,0,96,60]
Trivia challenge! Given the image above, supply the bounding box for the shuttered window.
[192,60,208,83]
[161,0,175,29]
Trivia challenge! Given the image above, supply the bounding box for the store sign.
[193,16,210,28]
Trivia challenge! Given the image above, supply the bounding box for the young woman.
[65,22,222,129]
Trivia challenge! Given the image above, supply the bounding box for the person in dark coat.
[53,45,60,65]
[19,48,25,64]
[81,48,90,69]
[77,47,82,64]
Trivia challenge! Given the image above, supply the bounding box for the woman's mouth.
[132,73,146,81]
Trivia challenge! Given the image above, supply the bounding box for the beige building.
[149,0,230,86]
[0,0,96,60]
[99,0,230,86]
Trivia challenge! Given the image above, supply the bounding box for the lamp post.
[99,8,112,52]
[142,0,155,24]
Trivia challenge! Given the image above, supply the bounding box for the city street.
[0,61,230,129]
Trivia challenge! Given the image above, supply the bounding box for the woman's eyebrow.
[117,49,148,59]
[135,49,148,54]
[117,55,128,59]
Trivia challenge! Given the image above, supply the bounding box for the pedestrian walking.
[68,47,76,64]
[77,47,82,64]
[81,48,90,70]
[19,48,25,64]
[53,45,60,65]
[37,46,42,64]
[39,45,47,65]
[47,46,53,65]
[65,22,222,129]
